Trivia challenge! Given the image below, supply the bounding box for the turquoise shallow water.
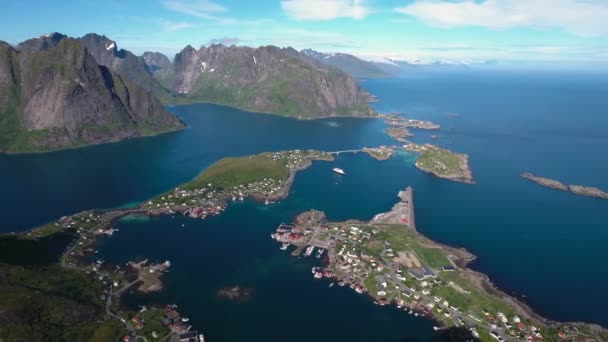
[2,69,608,339]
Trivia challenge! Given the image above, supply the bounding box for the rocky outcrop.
[0,36,184,153]
[568,185,608,199]
[154,44,377,118]
[521,173,569,191]
[521,173,608,200]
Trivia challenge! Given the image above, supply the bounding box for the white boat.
[304,245,315,257]
[181,317,190,322]
[316,248,324,259]
[280,243,289,250]
[329,283,334,288]
[332,168,345,175]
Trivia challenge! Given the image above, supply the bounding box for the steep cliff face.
[154,44,377,118]
[0,36,184,153]
[0,42,22,149]
[79,33,171,100]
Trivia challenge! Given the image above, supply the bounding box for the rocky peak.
[80,33,121,58]
[142,51,171,72]
[79,33,168,97]
[17,32,67,52]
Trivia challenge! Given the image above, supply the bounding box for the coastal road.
[60,220,150,342]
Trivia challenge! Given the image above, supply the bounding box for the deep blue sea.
[1,69,607,340]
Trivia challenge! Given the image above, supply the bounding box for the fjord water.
[2,69,608,338]
[0,105,392,231]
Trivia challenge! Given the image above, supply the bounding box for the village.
[143,149,335,217]
[21,210,207,341]
[271,187,594,342]
[384,113,441,130]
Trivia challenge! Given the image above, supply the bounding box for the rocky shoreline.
[417,153,474,184]
[521,173,608,199]
[404,143,475,184]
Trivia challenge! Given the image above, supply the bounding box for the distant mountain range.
[300,49,476,78]
[0,33,184,153]
[300,49,398,79]
[0,33,379,152]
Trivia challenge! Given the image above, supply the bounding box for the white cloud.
[162,0,226,19]
[396,0,608,36]
[281,0,371,21]
[160,20,195,32]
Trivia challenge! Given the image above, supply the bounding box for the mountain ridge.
[0,35,184,153]
[146,44,377,119]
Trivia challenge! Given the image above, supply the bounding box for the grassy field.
[182,154,290,190]
[137,308,170,338]
[417,147,462,176]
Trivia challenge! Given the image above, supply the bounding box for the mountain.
[0,35,184,153]
[142,51,171,73]
[79,34,172,101]
[301,49,391,79]
[17,32,66,52]
[153,44,377,119]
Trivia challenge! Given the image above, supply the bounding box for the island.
[362,146,395,160]
[521,173,608,200]
[385,115,441,130]
[271,188,608,342]
[405,143,474,184]
[386,127,413,142]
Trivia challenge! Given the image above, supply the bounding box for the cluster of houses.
[403,142,433,154]
[145,178,280,217]
[384,115,440,130]
[162,306,205,342]
[267,149,329,169]
[272,217,556,341]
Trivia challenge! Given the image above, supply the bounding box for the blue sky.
[1,0,607,66]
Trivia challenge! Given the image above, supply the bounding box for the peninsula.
[386,127,413,142]
[521,173,608,200]
[272,188,608,342]
[405,143,474,184]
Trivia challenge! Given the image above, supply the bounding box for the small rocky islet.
[522,173,608,200]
